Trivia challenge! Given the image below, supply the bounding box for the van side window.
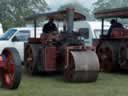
[12,30,30,42]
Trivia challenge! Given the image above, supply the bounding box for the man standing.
[43,18,58,33]
[108,19,124,36]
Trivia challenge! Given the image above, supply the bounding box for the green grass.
[1,72,128,96]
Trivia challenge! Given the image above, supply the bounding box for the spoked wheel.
[0,48,21,89]
[97,43,114,72]
[24,45,34,74]
[24,44,41,75]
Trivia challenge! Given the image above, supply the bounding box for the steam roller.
[94,7,128,72]
[24,8,99,82]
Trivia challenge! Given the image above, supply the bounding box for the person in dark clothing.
[43,18,58,33]
[108,19,124,36]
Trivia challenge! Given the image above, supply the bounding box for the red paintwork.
[0,55,6,69]
[28,38,41,44]
[3,63,14,88]
[42,47,57,71]
[0,62,5,68]
[111,28,128,38]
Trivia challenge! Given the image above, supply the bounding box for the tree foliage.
[0,0,48,30]
[93,0,128,11]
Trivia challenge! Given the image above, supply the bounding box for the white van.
[0,27,42,61]
[74,21,110,47]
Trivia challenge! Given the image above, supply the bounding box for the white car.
[0,27,42,62]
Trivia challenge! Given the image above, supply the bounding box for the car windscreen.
[0,29,17,40]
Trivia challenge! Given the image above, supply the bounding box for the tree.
[93,0,128,11]
[93,0,109,11]
[0,0,48,30]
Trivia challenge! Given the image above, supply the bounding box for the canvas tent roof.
[25,9,86,21]
[95,7,128,19]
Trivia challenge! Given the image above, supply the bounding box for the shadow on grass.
[24,70,66,83]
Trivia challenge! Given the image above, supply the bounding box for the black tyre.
[1,48,22,89]
[97,42,115,72]
[24,44,41,75]
[118,42,128,69]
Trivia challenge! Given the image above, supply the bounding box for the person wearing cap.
[108,19,124,36]
[43,18,58,33]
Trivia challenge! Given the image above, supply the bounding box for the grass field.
[0,72,128,96]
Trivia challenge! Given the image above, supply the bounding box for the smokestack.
[66,8,74,33]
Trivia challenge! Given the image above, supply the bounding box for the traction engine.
[24,9,99,82]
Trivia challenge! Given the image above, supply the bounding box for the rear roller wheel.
[24,44,41,75]
[119,42,128,69]
[0,48,21,89]
[97,42,114,72]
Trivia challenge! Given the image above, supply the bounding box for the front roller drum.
[64,50,99,82]
[0,48,22,89]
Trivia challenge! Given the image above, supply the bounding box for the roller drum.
[65,50,99,82]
